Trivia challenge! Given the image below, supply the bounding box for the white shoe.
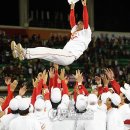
[11,41,18,58]
[11,41,17,51]
[11,41,25,60]
[12,50,18,58]
[17,43,25,61]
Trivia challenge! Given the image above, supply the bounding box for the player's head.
[76,20,84,31]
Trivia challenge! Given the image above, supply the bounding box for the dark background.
[0,0,19,26]
[94,0,130,32]
[0,0,130,32]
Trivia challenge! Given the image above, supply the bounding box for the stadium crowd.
[0,29,130,129]
[0,0,130,129]
[0,30,130,87]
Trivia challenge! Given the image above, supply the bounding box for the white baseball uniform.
[107,108,125,130]
[25,25,91,66]
[9,114,41,130]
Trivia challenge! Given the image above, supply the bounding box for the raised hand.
[10,80,18,92]
[95,76,101,85]
[48,67,55,79]
[53,63,59,71]
[73,69,84,84]
[5,77,11,85]
[37,72,43,81]
[100,74,109,87]
[59,68,66,80]
[76,73,83,85]
[70,2,75,9]
[81,0,86,6]
[72,69,81,81]
[32,78,38,88]
[42,69,47,79]
[19,85,27,96]
[104,68,115,81]
[43,72,48,85]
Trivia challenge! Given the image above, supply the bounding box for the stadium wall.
[0,25,130,40]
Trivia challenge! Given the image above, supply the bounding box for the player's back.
[63,26,91,59]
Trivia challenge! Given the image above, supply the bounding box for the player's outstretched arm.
[81,0,86,6]
[82,0,88,29]
[70,3,76,28]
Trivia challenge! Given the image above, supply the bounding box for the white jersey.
[0,113,19,130]
[34,111,52,130]
[76,107,107,130]
[49,107,75,130]
[107,108,125,130]
[118,103,130,121]
[52,119,75,130]
[47,95,76,130]
[118,104,130,130]
[63,25,92,59]
[9,114,41,130]
[98,103,107,112]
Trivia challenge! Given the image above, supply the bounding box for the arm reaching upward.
[70,3,76,28]
[82,0,88,29]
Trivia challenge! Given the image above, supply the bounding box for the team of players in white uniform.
[1,0,130,129]
[0,66,130,130]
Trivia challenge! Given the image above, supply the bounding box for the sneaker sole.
[17,43,25,61]
[19,54,25,61]
[11,41,16,51]
[17,43,23,53]
[12,50,18,58]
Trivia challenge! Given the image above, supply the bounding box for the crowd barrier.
[0,25,130,40]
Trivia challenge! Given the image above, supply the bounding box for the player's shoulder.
[84,25,91,32]
[71,25,77,33]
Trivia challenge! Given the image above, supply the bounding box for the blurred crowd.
[29,9,71,29]
[0,30,130,88]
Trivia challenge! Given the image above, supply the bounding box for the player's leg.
[11,41,76,66]
[27,47,76,65]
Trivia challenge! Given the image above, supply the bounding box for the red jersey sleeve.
[81,85,89,96]
[36,79,43,96]
[49,77,54,91]
[70,9,76,28]
[43,84,50,100]
[61,80,69,95]
[31,87,36,106]
[54,69,58,87]
[110,80,121,95]
[103,86,109,92]
[83,5,88,29]
[124,120,130,124]
[2,87,14,111]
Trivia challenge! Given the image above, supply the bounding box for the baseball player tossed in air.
[11,0,92,66]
